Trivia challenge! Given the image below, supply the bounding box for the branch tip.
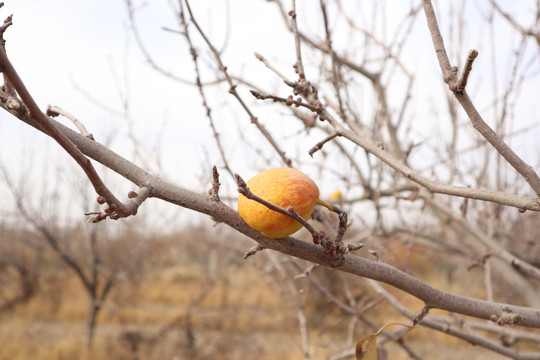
[457,49,479,92]
[244,244,265,259]
[210,165,221,201]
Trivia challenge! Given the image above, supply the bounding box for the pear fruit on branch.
[238,167,331,238]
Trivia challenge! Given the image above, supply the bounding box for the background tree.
[0,160,151,349]
[0,226,42,313]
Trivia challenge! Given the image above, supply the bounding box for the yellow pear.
[238,167,320,238]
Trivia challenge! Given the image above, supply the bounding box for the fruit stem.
[316,199,343,214]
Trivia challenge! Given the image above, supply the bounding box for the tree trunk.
[87,298,100,349]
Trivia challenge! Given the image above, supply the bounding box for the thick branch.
[3,105,540,328]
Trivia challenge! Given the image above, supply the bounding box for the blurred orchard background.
[1,0,540,359]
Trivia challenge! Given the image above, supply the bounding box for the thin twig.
[46,105,94,140]
[183,0,292,167]
[178,1,234,180]
[319,0,346,119]
[274,0,378,81]
[209,165,221,202]
[335,212,348,243]
[464,317,540,344]
[308,133,339,157]
[243,244,264,259]
[125,0,194,85]
[484,260,494,303]
[250,89,316,112]
[288,0,305,81]
[254,52,290,82]
[457,49,478,92]
[467,252,492,271]
[0,12,12,48]
[489,0,540,45]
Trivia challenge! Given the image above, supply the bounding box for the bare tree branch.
[421,0,540,195]
[3,104,540,327]
[367,279,540,360]
[182,0,292,168]
[46,105,94,140]
[0,48,133,219]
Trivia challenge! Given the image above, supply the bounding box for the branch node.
[87,186,151,222]
[490,309,526,326]
[413,305,430,325]
[467,252,492,271]
[5,96,20,110]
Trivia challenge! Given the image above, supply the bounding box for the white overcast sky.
[0,0,296,181]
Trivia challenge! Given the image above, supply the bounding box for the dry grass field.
[0,226,536,359]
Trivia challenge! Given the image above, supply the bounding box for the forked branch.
[0,46,132,220]
[421,0,540,195]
